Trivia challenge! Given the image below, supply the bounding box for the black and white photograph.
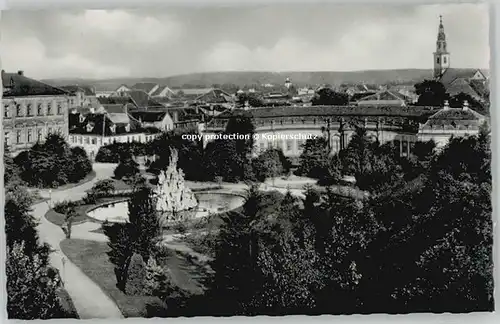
[1,1,494,320]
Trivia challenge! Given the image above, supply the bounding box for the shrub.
[125,253,146,296]
[174,222,187,235]
[53,200,79,214]
[114,158,139,182]
[89,179,116,198]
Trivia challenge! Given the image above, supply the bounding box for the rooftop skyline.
[0,3,489,80]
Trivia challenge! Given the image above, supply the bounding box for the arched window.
[443,57,447,64]
[37,103,43,116]
[436,57,440,64]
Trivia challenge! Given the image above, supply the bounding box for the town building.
[433,16,489,103]
[357,90,407,107]
[2,70,72,155]
[131,83,159,96]
[417,100,487,148]
[68,103,162,160]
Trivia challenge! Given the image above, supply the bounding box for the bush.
[125,253,146,296]
[174,222,187,235]
[89,179,116,198]
[114,159,139,182]
[53,200,79,215]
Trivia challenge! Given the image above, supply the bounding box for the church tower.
[433,15,450,78]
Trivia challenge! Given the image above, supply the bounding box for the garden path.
[34,163,124,319]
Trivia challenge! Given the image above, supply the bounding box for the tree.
[448,92,486,115]
[125,253,147,295]
[103,222,133,291]
[311,88,349,106]
[127,186,162,262]
[14,133,92,188]
[114,157,139,181]
[7,243,67,319]
[252,149,286,183]
[296,136,330,179]
[414,80,448,107]
[237,93,264,107]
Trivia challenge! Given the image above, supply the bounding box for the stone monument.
[153,148,198,223]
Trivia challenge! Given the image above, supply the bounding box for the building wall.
[203,119,418,158]
[417,129,480,148]
[3,95,70,155]
[68,132,160,160]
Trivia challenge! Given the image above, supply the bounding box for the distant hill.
[42,69,438,91]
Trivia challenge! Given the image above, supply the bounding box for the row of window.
[4,127,63,146]
[4,102,64,118]
[69,134,157,146]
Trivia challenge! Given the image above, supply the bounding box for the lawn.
[45,196,130,227]
[60,239,163,318]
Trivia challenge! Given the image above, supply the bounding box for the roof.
[446,78,481,99]
[438,68,483,86]
[358,90,405,102]
[215,105,440,120]
[97,96,132,105]
[421,107,486,129]
[195,88,232,103]
[131,83,158,93]
[126,90,165,108]
[2,71,69,97]
[469,79,489,98]
[102,104,127,114]
[60,85,95,96]
[175,88,213,96]
[129,111,169,122]
[151,85,175,97]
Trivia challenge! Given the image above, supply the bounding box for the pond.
[86,191,246,223]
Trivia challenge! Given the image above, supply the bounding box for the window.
[78,136,82,144]
[47,103,52,115]
[37,129,43,142]
[27,104,33,116]
[16,104,22,117]
[286,139,293,151]
[37,104,43,116]
[84,137,90,144]
[4,105,9,118]
[436,57,440,64]
[443,57,447,64]
[57,103,62,115]
[16,130,22,144]
[27,129,33,143]
[5,132,10,147]
[92,138,97,144]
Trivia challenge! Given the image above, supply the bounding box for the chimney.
[443,100,449,110]
[17,70,24,76]
[462,100,469,111]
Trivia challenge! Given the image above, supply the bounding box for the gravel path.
[34,163,124,319]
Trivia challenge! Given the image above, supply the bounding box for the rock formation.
[153,148,198,222]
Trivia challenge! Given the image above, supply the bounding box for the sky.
[0,3,490,79]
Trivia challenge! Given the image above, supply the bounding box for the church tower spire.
[433,15,450,78]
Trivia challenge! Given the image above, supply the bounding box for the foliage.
[143,258,175,298]
[88,179,116,198]
[103,222,134,291]
[448,92,487,115]
[96,142,147,163]
[414,80,447,107]
[114,157,140,181]
[252,149,287,182]
[14,134,92,188]
[6,242,68,319]
[295,136,330,179]
[127,186,162,261]
[237,93,264,107]
[125,253,147,296]
[311,88,349,106]
[53,200,79,215]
